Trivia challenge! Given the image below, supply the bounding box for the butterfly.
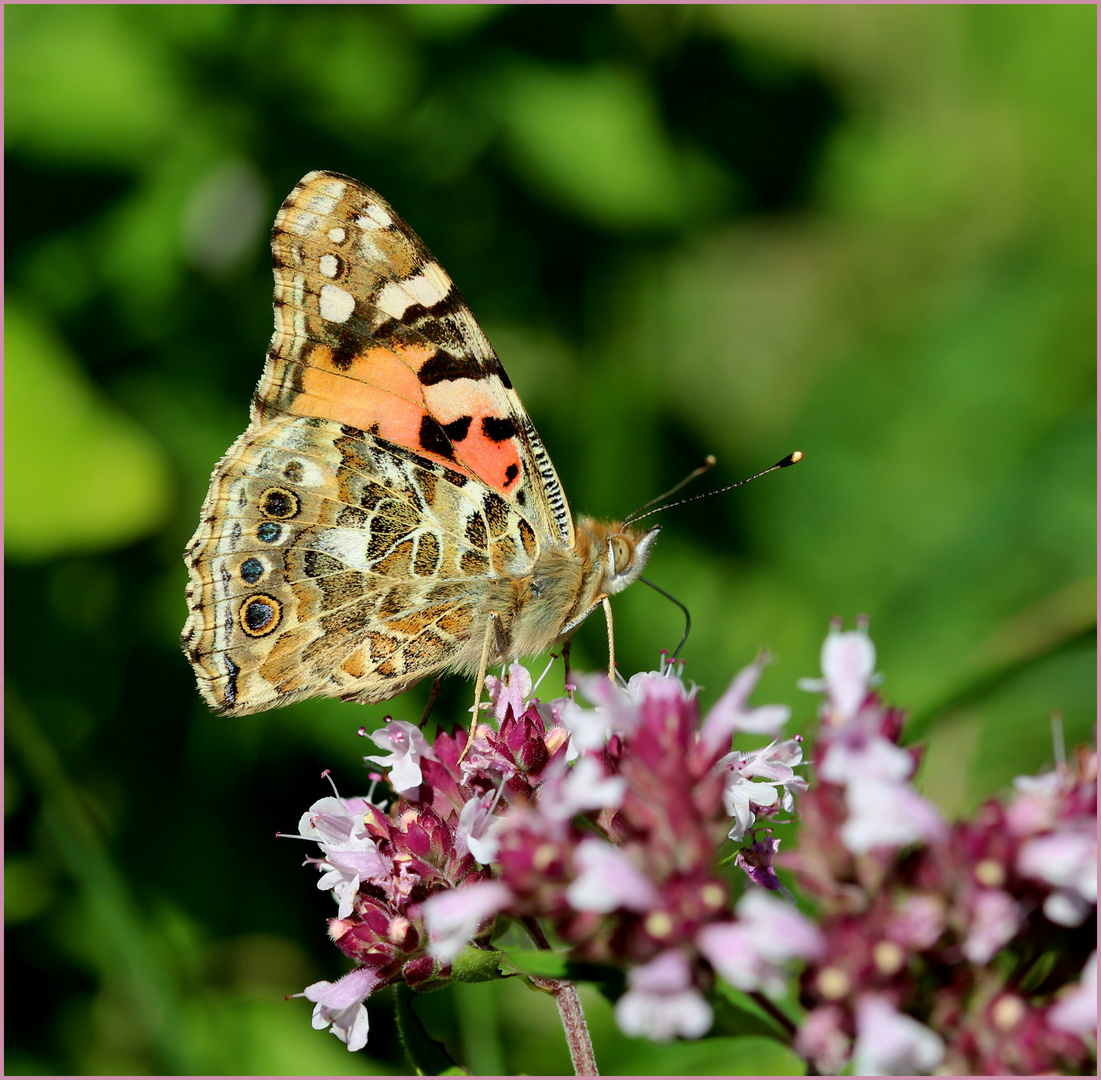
[182,171,659,717]
[182,170,660,717]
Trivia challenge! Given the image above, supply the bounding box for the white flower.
[317,834,389,919]
[542,756,627,821]
[297,795,364,847]
[718,739,806,841]
[851,995,945,1076]
[455,791,504,865]
[818,731,914,786]
[363,719,438,796]
[557,697,613,754]
[615,950,713,1041]
[299,967,380,1052]
[422,880,512,963]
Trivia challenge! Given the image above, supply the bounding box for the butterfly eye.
[609,536,633,576]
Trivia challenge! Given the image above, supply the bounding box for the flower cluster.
[787,623,1097,1075]
[287,653,815,1050]
[285,623,1096,1076]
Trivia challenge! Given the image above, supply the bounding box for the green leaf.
[394,984,458,1076]
[5,299,172,559]
[711,982,797,1041]
[495,946,622,988]
[494,946,570,979]
[611,1035,805,1076]
[5,5,184,165]
[493,63,709,230]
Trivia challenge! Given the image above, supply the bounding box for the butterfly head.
[578,517,661,597]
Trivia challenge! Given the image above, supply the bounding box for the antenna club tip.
[781,450,803,467]
[703,454,717,467]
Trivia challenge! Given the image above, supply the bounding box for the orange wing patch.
[288,336,525,495]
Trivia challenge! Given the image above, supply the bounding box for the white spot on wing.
[311,527,375,573]
[319,283,355,323]
[405,263,453,307]
[286,212,320,237]
[313,178,347,200]
[305,192,339,218]
[357,202,393,229]
[358,233,383,262]
[376,280,412,320]
[319,254,339,279]
[328,227,346,243]
[374,267,451,320]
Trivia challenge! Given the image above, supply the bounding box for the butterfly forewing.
[262,171,572,546]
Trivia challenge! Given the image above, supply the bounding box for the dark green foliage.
[5,5,1094,1074]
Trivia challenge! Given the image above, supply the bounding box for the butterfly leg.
[420,674,443,727]
[600,594,615,680]
[457,611,504,764]
[560,594,616,681]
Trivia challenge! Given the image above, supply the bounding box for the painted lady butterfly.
[182,171,659,716]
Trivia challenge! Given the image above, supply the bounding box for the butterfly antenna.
[625,451,803,526]
[623,455,717,524]
[639,576,691,660]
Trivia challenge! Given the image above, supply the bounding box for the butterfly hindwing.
[183,414,543,715]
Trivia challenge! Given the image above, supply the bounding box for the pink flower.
[798,622,879,723]
[566,837,660,914]
[1017,825,1097,927]
[421,880,513,963]
[299,967,380,1052]
[614,950,713,1041]
[961,888,1021,964]
[697,889,823,998]
[1047,951,1097,1036]
[364,719,438,796]
[840,775,945,855]
[885,894,946,950]
[851,994,945,1076]
[698,656,791,754]
[485,662,532,724]
[796,1005,851,1075]
[1006,770,1063,835]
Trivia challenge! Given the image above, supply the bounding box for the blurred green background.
[5,5,1095,1075]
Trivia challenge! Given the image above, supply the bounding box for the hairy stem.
[521,917,599,1076]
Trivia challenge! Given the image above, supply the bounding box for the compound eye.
[609,536,633,575]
